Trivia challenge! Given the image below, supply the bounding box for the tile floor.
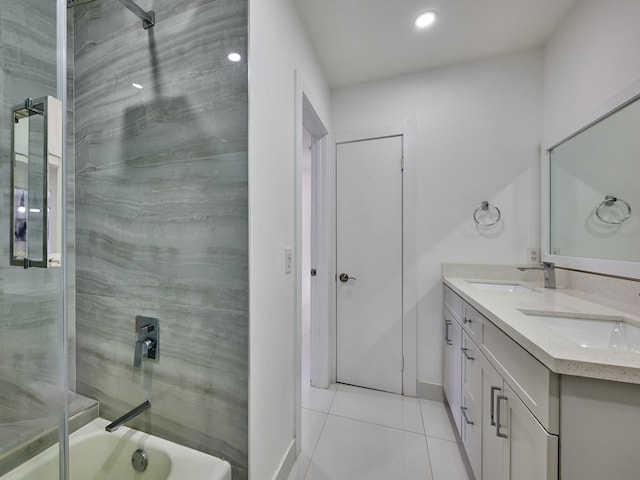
[288,330,471,480]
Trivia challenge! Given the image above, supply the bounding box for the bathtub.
[0,418,231,480]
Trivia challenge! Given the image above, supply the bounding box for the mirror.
[543,82,640,278]
[10,96,62,268]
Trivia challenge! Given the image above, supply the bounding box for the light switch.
[285,247,293,274]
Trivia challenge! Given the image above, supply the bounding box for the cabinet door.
[461,332,481,479]
[481,354,506,480]
[443,309,462,434]
[501,383,558,480]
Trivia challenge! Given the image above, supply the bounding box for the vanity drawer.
[444,286,463,323]
[482,320,559,434]
[462,303,483,344]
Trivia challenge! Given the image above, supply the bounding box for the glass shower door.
[0,0,67,478]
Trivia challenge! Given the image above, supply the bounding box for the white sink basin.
[520,311,640,352]
[469,282,536,293]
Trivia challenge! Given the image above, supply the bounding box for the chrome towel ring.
[596,195,631,225]
[473,201,501,227]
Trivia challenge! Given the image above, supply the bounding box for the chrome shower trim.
[67,0,156,29]
[117,0,155,29]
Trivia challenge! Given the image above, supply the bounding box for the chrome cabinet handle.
[490,386,501,426]
[445,320,453,345]
[461,347,475,361]
[461,406,474,425]
[496,395,508,438]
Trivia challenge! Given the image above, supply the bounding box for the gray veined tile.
[70,0,249,477]
[75,293,248,469]
[75,154,248,310]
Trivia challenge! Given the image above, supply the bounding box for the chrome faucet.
[105,400,151,432]
[517,261,556,289]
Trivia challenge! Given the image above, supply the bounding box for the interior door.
[336,135,403,394]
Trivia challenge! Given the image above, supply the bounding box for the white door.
[336,135,403,394]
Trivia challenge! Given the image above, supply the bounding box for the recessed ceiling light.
[132,83,143,89]
[414,11,437,29]
[228,53,242,62]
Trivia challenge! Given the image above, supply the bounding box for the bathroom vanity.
[442,271,640,480]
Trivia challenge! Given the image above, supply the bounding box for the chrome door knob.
[339,273,356,283]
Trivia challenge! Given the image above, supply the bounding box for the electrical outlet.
[527,247,541,264]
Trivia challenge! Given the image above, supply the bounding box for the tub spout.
[105,400,151,432]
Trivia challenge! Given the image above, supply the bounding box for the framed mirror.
[542,80,640,278]
[10,96,62,268]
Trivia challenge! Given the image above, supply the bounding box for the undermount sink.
[520,310,640,352]
[468,281,536,293]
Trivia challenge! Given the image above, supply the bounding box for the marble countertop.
[443,276,640,384]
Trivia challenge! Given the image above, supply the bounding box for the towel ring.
[473,201,501,227]
[595,195,631,225]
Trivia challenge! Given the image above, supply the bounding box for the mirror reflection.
[549,95,640,262]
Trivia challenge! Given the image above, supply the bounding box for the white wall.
[331,50,543,387]
[543,0,640,141]
[248,0,330,478]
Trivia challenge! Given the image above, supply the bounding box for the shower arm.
[116,0,155,29]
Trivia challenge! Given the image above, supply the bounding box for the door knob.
[339,273,356,283]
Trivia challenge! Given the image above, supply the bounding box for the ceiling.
[293,0,580,88]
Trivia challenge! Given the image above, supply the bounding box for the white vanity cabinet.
[443,285,559,480]
[443,290,463,434]
[461,331,482,479]
[480,353,558,480]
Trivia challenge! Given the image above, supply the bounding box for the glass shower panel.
[0,0,65,478]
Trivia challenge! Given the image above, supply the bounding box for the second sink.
[469,281,536,293]
[520,310,640,352]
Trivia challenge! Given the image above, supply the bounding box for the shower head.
[67,0,99,7]
[68,0,155,29]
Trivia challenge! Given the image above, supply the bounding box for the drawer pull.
[461,347,475,361]
[445,320,453,345]
[496,395,508,438]
[490,386,501,426]
[461,406,474,425]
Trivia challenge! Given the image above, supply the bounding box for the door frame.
[334,121,417,396]
[293,71,332,462]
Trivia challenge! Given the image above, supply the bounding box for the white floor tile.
[426,437,470,480]
[420,399,458,442]
[286,409,329,480]
[302,408,327,451]
[302,383,337,413]
[329,384,424,434]
[304,414,432,480]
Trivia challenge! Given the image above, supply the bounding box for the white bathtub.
[1,418,232,480]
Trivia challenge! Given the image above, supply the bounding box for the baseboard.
[416,381,444,402]
[272,439,297,480]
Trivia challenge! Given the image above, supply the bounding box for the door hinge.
[402,356,405,372]
[401,155,405,171]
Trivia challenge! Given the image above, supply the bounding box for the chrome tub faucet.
[105,400,151,432]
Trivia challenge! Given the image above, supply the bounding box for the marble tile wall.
[0,0,71,458]
[73,0,248,478]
